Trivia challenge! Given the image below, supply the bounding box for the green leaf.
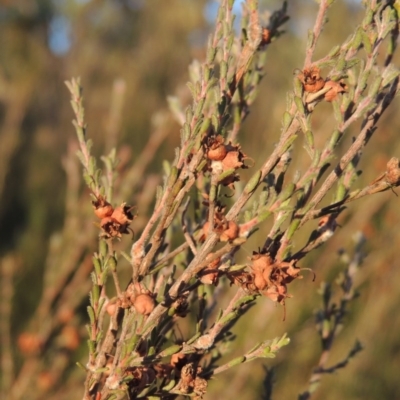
[244,170,261,194]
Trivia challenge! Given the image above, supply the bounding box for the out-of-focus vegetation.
[0,1,399,399]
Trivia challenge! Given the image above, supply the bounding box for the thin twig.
[303,0,331,68]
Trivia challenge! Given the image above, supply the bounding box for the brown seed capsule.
[92,195,114,219]
[111,203,134,225]
[94,204,114,219]
[133,294,156,315]
[220,220,239,242]
[207,144,228,161]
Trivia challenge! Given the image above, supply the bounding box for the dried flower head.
[200,203,240,242]
[98,202,135,239]
[221,143,247,170]
[324,79,347,102]
[298,66,325,93]
[111,203,134,225]
[232,251,302,312]
[204,136,250,192]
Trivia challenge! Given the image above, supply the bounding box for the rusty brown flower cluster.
[106,283,156,317]
[92,195,135,239]
[229,251,302,306]
[201,202,239,243]
[298,66,347,102]
[205,135,250,190]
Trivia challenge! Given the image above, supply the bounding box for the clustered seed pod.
[200,202,239,243]
[297,66,325,93]
[204,135,250,191]
[92,195,135,239]
[229,251,302,306]
[297,66,347,102]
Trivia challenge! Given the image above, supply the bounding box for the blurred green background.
[1,1,400,399]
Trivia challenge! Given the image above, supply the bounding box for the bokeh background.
[0,1,400,399]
